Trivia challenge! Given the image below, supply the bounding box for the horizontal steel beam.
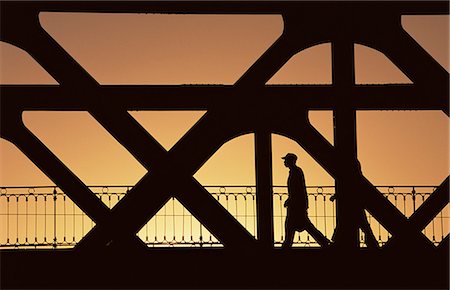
[0,85,447,111]
[1,1,448,15]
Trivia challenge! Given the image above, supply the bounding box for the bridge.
[1,1,449,289]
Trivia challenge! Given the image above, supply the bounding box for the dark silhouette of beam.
[235,33,295,87]
[255,129,274,248]
[371,24,449,89]
[360,178,434,249]
[437,234,449,252]
[331,26,360,249]
[408,177,449,232]
[382,177,449,249]
[76,171,172,250]
[175,178,257,248]
[2,85,446,111]
[0,10,95,88]
[2,1,448,15]
[0,116,110,224]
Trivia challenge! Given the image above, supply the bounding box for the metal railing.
[0,185,447,249]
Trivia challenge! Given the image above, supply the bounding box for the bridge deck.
[1,247,448,289]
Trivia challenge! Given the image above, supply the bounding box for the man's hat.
[282,153,297,162]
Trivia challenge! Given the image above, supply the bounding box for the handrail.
[0,185,438,189]
[0,184,446,250]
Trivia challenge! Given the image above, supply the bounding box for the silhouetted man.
[329,160,379,249]
[281,153,330,249]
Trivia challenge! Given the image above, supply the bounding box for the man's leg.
[282,217,295,249]
[304,218,330,247]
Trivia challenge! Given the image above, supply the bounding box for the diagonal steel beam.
[408,177,449,232]
[437,234,449,251]
[382,177,449,248]
[235,11,335,88]
[175,178,257,248]
[365,23,449,97]
[88,110,166,171]
[353,16,449,115]
[0,115,110,224]
[76,171,173,250]
[359,177,434,249]
[0,9,95,87]
[235,32,295,87]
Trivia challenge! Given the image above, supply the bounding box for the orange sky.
[0,13,448,188]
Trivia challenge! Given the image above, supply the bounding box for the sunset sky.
[0,13,448,189]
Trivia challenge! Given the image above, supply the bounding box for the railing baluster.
[280,193,284,242]
[25,195,29,245]
[63,194,67,244]
[72,200,76,244]
[189,201,193,244]
[6,195,10,245]
[15,195,19,247]
[432,210,436,244]
[34,195,38,247]
[43,194,47,245]
[252,192,256,239]
[421,193,427,237]
[181,202,185,243]
[234,193,238,229]
[314,192,318,228]
[53,188,57,248]
[199,221,203,247]
[146,199,149,243]
[172,197,176,244]
[323,193,327,238]
[163,201,167,243]
[154,205,158,244]
[403,192,407,217]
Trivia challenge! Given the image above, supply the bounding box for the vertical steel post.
[332,30,360,249]
[255,130,274,249]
